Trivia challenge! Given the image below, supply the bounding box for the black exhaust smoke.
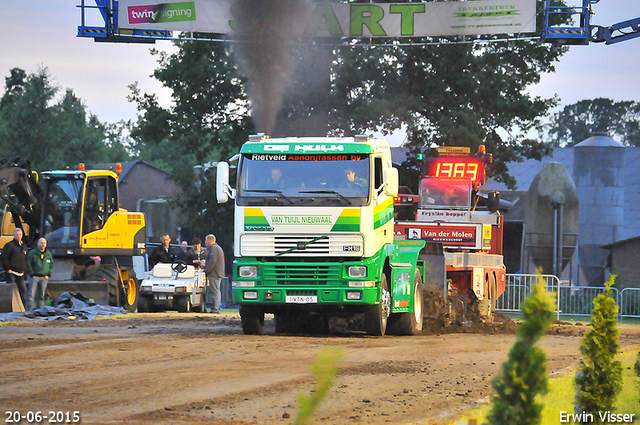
[232,0,313,135]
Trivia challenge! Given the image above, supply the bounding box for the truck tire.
[388,269,424,335]
[175,296,191,313]
[138,294,152,313]
[482,274,497,322]
[240,305,264,335]
[365,273,390,336]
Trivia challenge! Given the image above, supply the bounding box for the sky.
[1,1,639,147]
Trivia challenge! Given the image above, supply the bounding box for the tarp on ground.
[0,292,127,322]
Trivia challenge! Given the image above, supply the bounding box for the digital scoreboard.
[426,158,485,185]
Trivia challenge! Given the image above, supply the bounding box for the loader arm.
[0,157,42,241]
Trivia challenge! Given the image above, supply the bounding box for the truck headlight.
[348,266,367,277]
[174,286,187,293]
[239,266,258,278]
[140,286,152,292]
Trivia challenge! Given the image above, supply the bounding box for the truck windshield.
[419,177,471,209]
[237,154,370,206]
[42,178,83,247]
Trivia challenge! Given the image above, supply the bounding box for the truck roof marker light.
[354,135,369,143]
[477,145,486,155]
[78,163,85,171]
[249,133,269,143]
[116,163,123,174]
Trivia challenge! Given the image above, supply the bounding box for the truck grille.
[240,234,363,257]
[263,264,341,285]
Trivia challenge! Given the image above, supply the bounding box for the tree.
[128,39,253,248]
[487,276,556,425]
[575,275,622,423]
[0,67,127,170]
[547,98,640,147]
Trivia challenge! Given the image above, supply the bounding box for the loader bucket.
[0,282,24,313]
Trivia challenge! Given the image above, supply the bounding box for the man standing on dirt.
[26,238,53,310]
[204,234,225,314]
[1,228,28,308]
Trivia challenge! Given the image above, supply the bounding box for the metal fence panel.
[496,274,560,318]
[620,288,640,319]
[557,286,618,318]
[497,274,630,321]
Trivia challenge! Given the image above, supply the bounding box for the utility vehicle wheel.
[175,296,191,313]
[138,295,152,313]
[365,273,390,336]
[240,305,264,335]
[388,269,424,335]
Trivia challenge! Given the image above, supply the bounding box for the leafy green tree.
[487,276,556,425]
[575,275,622,423]
[0,67,127,171]
[128,39,253,247]
[547,98,640,147]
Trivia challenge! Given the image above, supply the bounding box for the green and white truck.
[216,134,426,336]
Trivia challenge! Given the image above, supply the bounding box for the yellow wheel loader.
[0,158,146,312]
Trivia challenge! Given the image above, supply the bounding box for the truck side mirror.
[384,167,399,197]
[216,162,231,203]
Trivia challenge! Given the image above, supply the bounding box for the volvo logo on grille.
[297,242,307,250]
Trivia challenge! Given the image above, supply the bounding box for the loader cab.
[41,171,120,253]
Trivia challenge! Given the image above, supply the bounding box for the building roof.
[93,160,175,181]
[485,146,640,241]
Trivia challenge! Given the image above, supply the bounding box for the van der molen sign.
[119,0,536,38]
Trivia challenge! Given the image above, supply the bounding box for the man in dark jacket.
[1,228,28,307]
[185,237,206,267]
[204,234,225,314]
[149,233,176,268]
[26,238,54,310]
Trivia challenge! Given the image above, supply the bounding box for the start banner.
[117,0,536,38]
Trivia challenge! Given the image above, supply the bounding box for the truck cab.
[218,135,426,336]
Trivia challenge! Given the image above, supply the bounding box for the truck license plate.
[285,295,317,304]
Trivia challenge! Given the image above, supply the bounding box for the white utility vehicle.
[138,261,207,312]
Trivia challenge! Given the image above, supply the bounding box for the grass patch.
[455,347,640,425]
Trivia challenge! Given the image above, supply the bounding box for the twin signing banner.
[118,0,536,38]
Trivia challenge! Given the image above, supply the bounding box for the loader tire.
[84,265,139,313]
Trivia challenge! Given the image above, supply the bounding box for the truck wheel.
[175,296,191,313]
[365,273,390,336]
[388,269,424,335]
[240,305,264,335]
[138,295,151,313]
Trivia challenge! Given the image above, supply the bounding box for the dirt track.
[1,313,638,425]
